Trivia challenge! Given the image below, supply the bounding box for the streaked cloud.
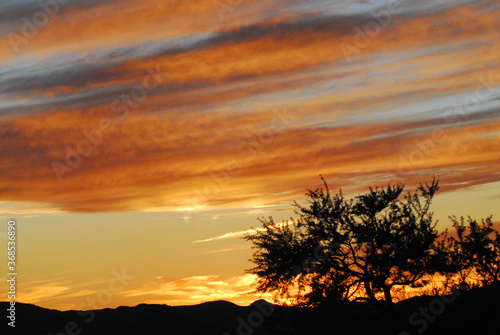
[15,284,70,304]
[194,220,294,243]
[123,274,271,306]
[1,1,498,215]
[206,246,250,254]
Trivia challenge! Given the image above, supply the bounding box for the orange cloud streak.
[1,1,499,212]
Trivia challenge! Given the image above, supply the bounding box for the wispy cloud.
[15,285,70,304]
[193,220,294,243]
[206,246,250,254]
[193,229,258,243]
[123,274,270,306]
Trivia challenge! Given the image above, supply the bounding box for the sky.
[0,0,499,311]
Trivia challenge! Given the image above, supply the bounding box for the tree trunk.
[383,285,394,310]
[364,281,378,304]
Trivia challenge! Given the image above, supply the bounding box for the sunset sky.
[0,0,499,311]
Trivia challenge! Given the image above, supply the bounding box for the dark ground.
[2,284,499,335]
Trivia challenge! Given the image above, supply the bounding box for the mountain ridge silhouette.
[2,285,500,335]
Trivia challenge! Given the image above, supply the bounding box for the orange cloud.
[1,1,499,213]
[1,105,499,212]
[0,0,310,60]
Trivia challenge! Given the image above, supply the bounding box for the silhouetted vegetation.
[439,216,500,288]
[244,178,499,308]
[4,285,500,335]
[6,179,499,335]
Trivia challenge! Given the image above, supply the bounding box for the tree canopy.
[244,177,498,308]
[440,216,500,287]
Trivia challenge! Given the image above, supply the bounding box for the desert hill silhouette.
[2,285,500,335]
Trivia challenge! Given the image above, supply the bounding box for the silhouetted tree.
[443,216,500,287]
[244,177,441,307]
